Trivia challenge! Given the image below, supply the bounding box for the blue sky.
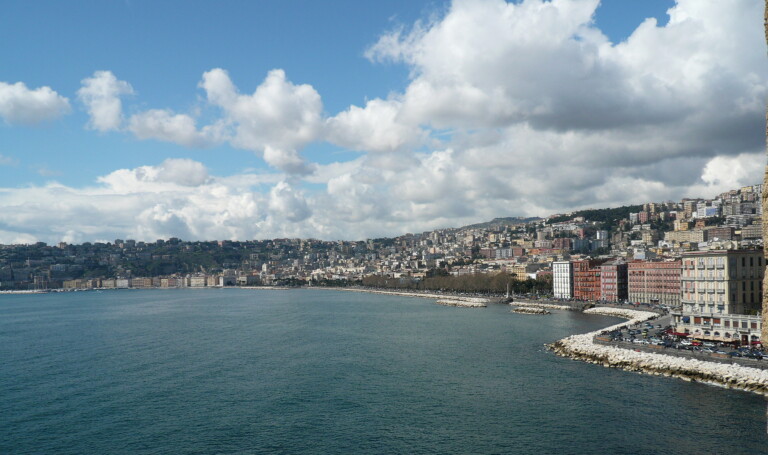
[0,0,764,244]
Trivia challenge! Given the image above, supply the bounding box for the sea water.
[1,289,766,454]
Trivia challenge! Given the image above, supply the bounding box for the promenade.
[548,307,768,396]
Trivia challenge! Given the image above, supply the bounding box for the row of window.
[691,316,759,330]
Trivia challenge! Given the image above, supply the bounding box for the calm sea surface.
[1,289,766,454]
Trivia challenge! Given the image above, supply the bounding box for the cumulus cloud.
[348,0,767,215]
[78,70,133,131]
[0,161,288,243]
[268,181,311,222]
[367,0,764,134]
[97,158,210,192]
[3,0,766,244]
[326,98,426,153]
[127,109,223,148]
[200,68,322,175]
[0,81,70,125]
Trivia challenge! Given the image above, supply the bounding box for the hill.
[460,216,542,231]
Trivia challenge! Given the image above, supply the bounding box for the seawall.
[548,307,768,396]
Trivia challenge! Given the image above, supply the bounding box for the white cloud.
[268,181,311,222]
[326,98,426,153]
[3,0,766,244]
[349,0,767,215]
[77,70,133,131]
[127,109,223,148]
[97,158,210,192]
[200,68,322,175]
[0,81,70,125]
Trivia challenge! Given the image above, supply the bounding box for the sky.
[0,0,765,244]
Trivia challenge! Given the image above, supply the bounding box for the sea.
[1,288,766,454]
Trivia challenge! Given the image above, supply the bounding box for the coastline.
[316,287,491,307]
[547,307,768,396]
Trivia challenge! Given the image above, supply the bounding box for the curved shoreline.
[548,308,768,396]
[319,287,491,307]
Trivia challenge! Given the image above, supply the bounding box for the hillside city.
[1,183,764,345]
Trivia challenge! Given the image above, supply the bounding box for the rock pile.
[436,298,487,308]
[548,307,768,396]
[511,307,551,315]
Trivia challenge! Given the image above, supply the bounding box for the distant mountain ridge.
[459,216,542,231]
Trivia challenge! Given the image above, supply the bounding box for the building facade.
[552,261,573,299]
[627,260,681,307]
[600,261,628,302]
[572,259,604,301]
[673,249,764,344]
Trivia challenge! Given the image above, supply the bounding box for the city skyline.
[1,0,765,244]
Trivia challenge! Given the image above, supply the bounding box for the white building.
[552,261,573,299]
[672,248,764,344]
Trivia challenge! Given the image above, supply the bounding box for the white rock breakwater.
[327,288,489,307]
[436,298,487,308]
[511,307,551,315]
[510,301,571,311]
[548,307,768,396]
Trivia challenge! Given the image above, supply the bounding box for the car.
[702,342,716,348]
[680,339,692,346]
[728,351,742,357]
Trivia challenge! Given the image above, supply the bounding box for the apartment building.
[673,249,764,343]
[627,260,681,307]
[600,261,628,302]
[552,261,573,299]
[572,259,605,301]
